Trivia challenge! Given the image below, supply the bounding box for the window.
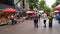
[0,0,14,6]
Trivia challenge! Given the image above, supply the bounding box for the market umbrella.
[39,10,44,13]
[54,10,60,14]
[26,11,36,14]
[2,8,16,13]
[54,10,59,12]
[54,4,60,10]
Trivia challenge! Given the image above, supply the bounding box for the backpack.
[55,14,60,20]
[34,15,39,20]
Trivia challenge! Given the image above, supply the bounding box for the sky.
[39,0,56,8]
[45,0,56,8]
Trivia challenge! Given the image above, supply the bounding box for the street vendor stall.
[54,4,60,23]
[0,8,17,25]
[26,11,36,19]
[54,4,60,10]
[54,4,60,13]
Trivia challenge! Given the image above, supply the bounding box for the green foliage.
[39,0,46,10]
[28,0,53,12]
[39,0,53,12]
[44,6,53,12]
[28,0,38,10]
[52,0,59,8]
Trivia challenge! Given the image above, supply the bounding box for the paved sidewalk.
[0,18,60,34]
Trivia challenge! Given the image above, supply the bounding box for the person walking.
[58,12,60,23]
[38,14,41,21]
[33,13,39,28]
[48,13,53,27]
[42,12,47,27]
[10,14,14,25]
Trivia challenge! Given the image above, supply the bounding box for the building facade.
[0,0,14,9]
[0,0,29,11]
[25,0,29,11]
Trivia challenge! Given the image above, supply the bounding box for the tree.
[39,0,53,12]
[44,6,53,12]
[28,0,38,10]
[39,0,46,10]
[52,0,59,8]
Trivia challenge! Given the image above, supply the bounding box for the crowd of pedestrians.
[9,11,60,29]
[33,12,54,28]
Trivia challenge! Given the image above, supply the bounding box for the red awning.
[2,8,16,13]
[54,4,60,10]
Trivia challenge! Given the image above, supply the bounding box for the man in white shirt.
[42,12,47,27]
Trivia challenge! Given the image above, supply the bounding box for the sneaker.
[36,26,39,28]
[44,26,46,27]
